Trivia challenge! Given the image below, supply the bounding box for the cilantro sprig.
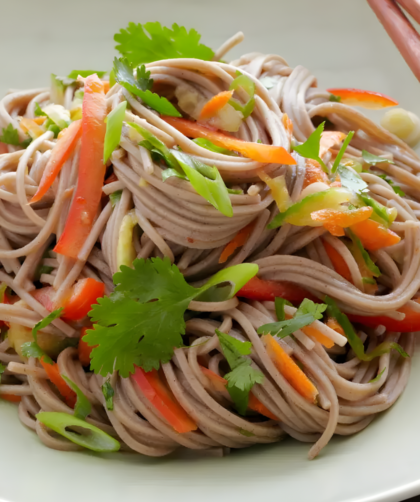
[102,381,115,410]
[216,330,264,415]
[257,298,327,338]
[292,122,328,172]
[362,150,394,166]
[0,124,31,148]
[113,58,181,117]
[114,22,214,67]
[85,258,258,377]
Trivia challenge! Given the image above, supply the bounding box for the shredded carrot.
[323,240,353,283]
[33,117,47,125]
[262,334,318,402]
[199,90,234,121]
[219,221,255,263]
[311,207,373,236]
[40,357,76,408]
[326,318,345,337]
[303,159,329,188]
[350,218,401,251]
[301,325,334,349]
[282,113,293,141]
[20,118,45,138]
[247,393,279,420]
[0,394,21,403]
[103,81,110,94]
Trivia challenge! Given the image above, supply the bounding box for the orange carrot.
[323,240,353,283]
[319,131,347,157]
[219,221,255,263]
[282,114,293,141]
[327,88,398,109]
[20,118,45,139]
[0,143,8,154]
[326,317,345,337]
[33,117,47,125]
[301,325,334,349]
[0,394,22,403]
[350,218,401,251]
[31,119,82,203]
[262,334,318,403]
[303,159,329,188]
[161,116,297,165]
[199,90,234,121]
[247,393,279,420]
[311,207,373,236]
[40,357,76,408]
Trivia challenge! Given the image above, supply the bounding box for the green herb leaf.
[193,138,236,156]
[337,164,368,193]
[229,72,256,118]
[0,124,31,148]
[32,308,64,342]
[21,341,51,364]
[86,258,258,377]
[62,376,92,420]
[325,297,409,360]
[292,122,328,172]
[136,65,153,91]
[103,101,127,163]
[109,190,122,208]
[329,94,342,102]
[36,412,120,452]
[114,22,214,67]
[216,329,264,415]
[34,102,47,117]
[257,298,327,338]
[114,58,181,117]
[348,230,381,277]
[171,150,233,217]
[369,367,386,383]
[362,150,394,165]
[102,381,115,410]
[377,174,405,197]
[67,70,106,79]
[331,131,354,173]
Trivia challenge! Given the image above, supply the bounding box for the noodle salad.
[0,22,419,459]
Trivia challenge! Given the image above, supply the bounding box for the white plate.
[1,1,420,501]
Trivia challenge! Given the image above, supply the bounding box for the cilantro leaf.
[102,381,114,410]
[257,298,327,338]
[216,330,264,415]
[86,258,258,377]
[337,164,368,193]
[347,230,381,277]
[292,122,328,173]
[114,22,214,67]
[136,65,153,91]
[114,58,181,117]
[34,102,47,117]
[325,296,408,361]
[0,124,31,148]
[331,131,355,173]
[109,190,122,208]
[62,376,91,420]
[377,174,405,197]
[67,70,106,79]
[329,94,341,102]
[103,100,127,163]
[32,308,64,342]
[362,150,394,165]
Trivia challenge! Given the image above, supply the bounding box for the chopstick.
[367,0,420,82]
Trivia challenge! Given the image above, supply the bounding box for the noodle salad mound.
[0,22,418,459]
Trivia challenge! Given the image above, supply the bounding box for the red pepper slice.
[327,88,398,109]
[348,301,420,332]
[78,326,96,367]
[54,75,107,259]
[237,276,317,304]
[40,357,77,408]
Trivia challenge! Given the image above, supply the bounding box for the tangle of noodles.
[0,29,418,460]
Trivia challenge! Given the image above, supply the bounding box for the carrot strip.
[311,207,373,233]
[247,393,279,420]
[219,221,255,263]
[40,357,76,408]
[262,334,318,403]
[31,119,82,203]
[54,76,107,259]
[199,90,234,121]
[327,88,398,109]
[303,159,329,188]
[350,218,401,251]
[301,325,334,349]
[323,240,353,283]
[161,116,296,165]
[326,317,345,337]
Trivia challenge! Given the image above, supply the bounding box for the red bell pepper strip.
[161,116,297,165]
[348,301,420,332]
[54,75,107,259]
[40,356,77,408]
[132,367,197,434]
[31,278,105,321]
[30,119,82,204]
[323,240,353,283]
[0,143,8,154]
[327,88,398,109]
[0,394,22,403]
[237,276,317,304]
[78,326,96,367]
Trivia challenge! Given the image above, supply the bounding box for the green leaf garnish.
[103,101,127,163]
[331,131,355,173]
[0,124,31,148]
[325,297,408,361]
[362,150,394,165]
[62,376,92,420]
[34,103,47,117]
[337,164,368,193]
[292,122,328,172]
[109,190,123,208]
[216,329,264,415]
[85,258,258,377]
[377,174,405,197]
[36,412,120,452]
[102,381,115,410]
[329,94,342,102]
[257,298,327,338]
[114,22,214,67]
[348,230,381,277]
[113,58,181,117]
[32,308,64,342]
[67,70,106,79]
